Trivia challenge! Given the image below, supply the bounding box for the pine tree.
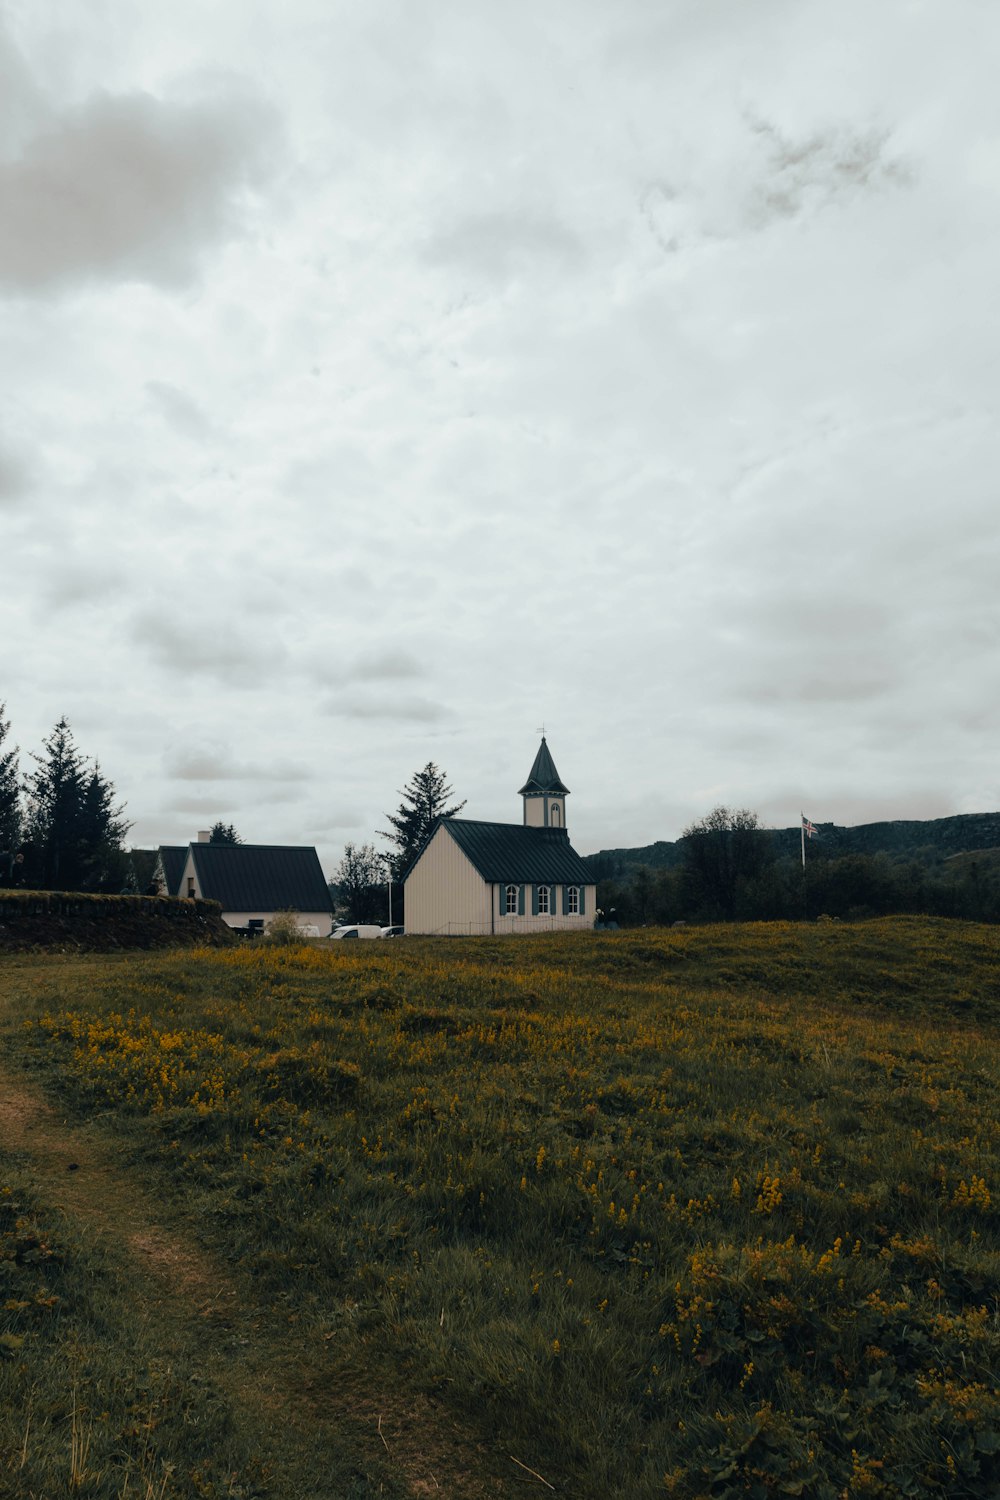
[381,763,465,879]
[24,718,131,891]
[24,718,87,889]
[78,763,132,890]
[0,702,20,860]
[209,822,243,845]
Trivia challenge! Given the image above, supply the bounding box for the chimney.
[197,830,211,843]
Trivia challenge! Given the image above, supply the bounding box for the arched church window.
[567,886,579,914]
[504,884,518,915]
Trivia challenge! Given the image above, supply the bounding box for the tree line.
[591,806,1000,927]
[0,707,131,892]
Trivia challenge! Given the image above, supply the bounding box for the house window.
[187,877,195,898]
[537,885,550,915]
[504,884,518,915]
[567,885,579,914]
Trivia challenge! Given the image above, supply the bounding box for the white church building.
[403,738,597,936]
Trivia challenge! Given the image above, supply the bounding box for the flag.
[801,815,818,838]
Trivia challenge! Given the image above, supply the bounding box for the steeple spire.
[519,736,570,829]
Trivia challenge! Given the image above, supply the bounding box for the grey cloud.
[732,594,894,644]
[320,649,425,686]
[0,84,278,294]
[0,446,30,506]
[640,114,912,256]
[134,615,287,683]
[324,692,448,723]
[165,746,311,782]
[310,812,366,835]
[422,211,582,283]
[0,27,43,155]
[744,664,897,706]
[744,115,912,229]
[146,381,216,442]
[355,649,423,680]
[41,560,126,608]
[164,795,240,817]
[165,749,244,782]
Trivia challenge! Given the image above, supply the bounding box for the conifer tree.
[24,718,130,891]
[209,822,243,845]
[78,763,132,890]
[381,763,465,879]
[0,702,20,859]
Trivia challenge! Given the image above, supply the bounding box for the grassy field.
[2,918,999,1497]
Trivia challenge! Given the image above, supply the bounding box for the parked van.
[329,924,383,940]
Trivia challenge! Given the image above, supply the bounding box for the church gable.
[404,822,490,936]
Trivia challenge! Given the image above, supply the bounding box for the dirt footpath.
[0,1057,513,1498]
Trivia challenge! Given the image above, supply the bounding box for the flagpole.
[801,814,806,870]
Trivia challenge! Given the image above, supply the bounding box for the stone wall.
[0,891,235,951]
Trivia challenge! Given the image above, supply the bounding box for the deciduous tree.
[679,806,771,920]
[334,841,387,923]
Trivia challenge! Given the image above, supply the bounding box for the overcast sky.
[2,0,998,874]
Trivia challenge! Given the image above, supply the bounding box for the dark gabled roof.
[518,737,569,797]
[188,844,332,913]
[435,819,593,885]
[157,846,188,898]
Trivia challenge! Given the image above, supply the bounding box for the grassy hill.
[588,810,1000,877]
[2,921,999,1497]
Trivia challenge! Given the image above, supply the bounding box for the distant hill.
[585,812,1000,879]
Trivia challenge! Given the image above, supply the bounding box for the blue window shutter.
[531,885,539,916]
[561,885,569,916]
[580,885,587,916]
[518,885,525,916]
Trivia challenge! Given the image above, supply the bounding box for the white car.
[328,924,383,940]
[379,925,405,938]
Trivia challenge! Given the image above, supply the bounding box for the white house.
[403,738,597,936]
[157,836,332,935]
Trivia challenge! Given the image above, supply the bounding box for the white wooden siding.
[179,849,198,899]
[523,796,566,828]
[222,910,332,933]
[406,830,597,934]
[491,883,596,936]
[404,826,490,934]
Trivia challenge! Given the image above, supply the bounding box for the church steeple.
[519,736,570,829]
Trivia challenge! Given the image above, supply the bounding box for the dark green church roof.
[518,737,569,797]
[438,819,593,885]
